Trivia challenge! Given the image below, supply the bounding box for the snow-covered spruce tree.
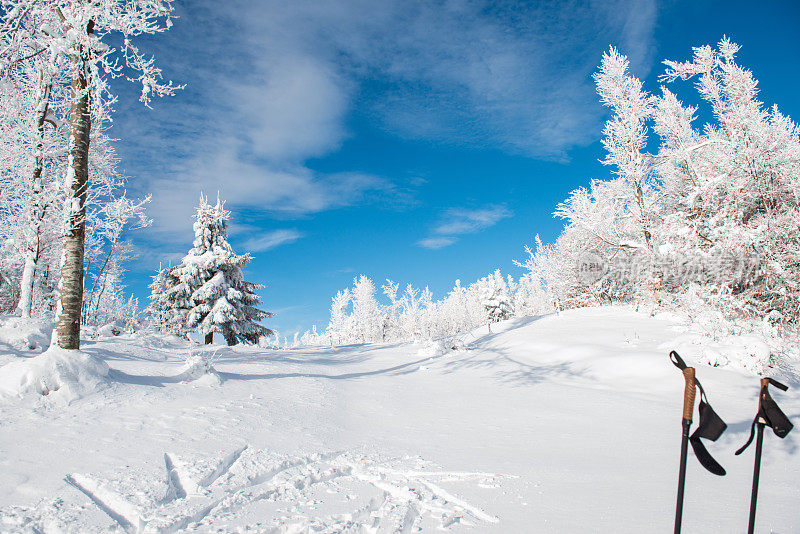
[170,195,272,345]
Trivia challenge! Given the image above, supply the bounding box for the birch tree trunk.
[55,54,90,350]
[16,77,52,318]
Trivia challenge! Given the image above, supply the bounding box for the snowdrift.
[177,352,223,386]
[0,346,109,403]
[0,315,52,354]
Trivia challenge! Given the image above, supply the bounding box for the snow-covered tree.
[594,47,660,253]
[350,275,382,343]
[476,270,514,330]
[519,38,800,342]
[1,0,181,348]
[326,288,352,345]
[397,283,432,341]
[0,47,67,317]
[4,60,66,318]
[168,195,272,345]
[82,194,151,327]
[147,265,175,333]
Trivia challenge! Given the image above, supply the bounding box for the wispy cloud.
[417,204,513,249]
[242,229,304,252]
[417,236,456,250]
[143,146,394,241]
[434,206,513,235]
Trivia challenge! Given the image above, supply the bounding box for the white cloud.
[242,229,304,252]
[416,204,512,250]
[140,140,393,239]
[434,206,513,236]
[227,56,349,161]
[417,237,456,250]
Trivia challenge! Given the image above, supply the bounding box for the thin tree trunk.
[83,240,115,325]
[55,53,91,350]
[16,78,52,318]
[635,181,653,250]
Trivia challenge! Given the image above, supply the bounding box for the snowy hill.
[1,308,798,532]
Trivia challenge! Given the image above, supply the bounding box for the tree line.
[310,39,799,367]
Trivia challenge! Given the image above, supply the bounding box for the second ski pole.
[735,377,794,534]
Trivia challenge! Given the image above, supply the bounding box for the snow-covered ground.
[1,308,798,533]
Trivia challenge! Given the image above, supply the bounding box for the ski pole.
[669,351,727,534]
[736,377,794,534]
[746,414,765,534]
[673,359,695,534]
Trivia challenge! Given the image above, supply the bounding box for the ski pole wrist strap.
[735,378,793,455]
[670,351,728,476]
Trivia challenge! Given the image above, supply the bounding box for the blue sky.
[110,0,800,337]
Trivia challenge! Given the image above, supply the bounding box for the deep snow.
[0,308,798,532]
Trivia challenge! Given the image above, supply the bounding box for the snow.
[0,307,798,532]
[0,344,110,404]
[97,324,123,338]
[0,315,52,360]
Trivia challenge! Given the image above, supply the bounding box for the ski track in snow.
[17,447,507,533]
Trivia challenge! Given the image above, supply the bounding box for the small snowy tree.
[170,195,272,345]
[477,270,514,330]
[147,264,184,335]
[397,283,432,341]
[83,194,151,327]
[326,288,352,345]
[351,275,382,343]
